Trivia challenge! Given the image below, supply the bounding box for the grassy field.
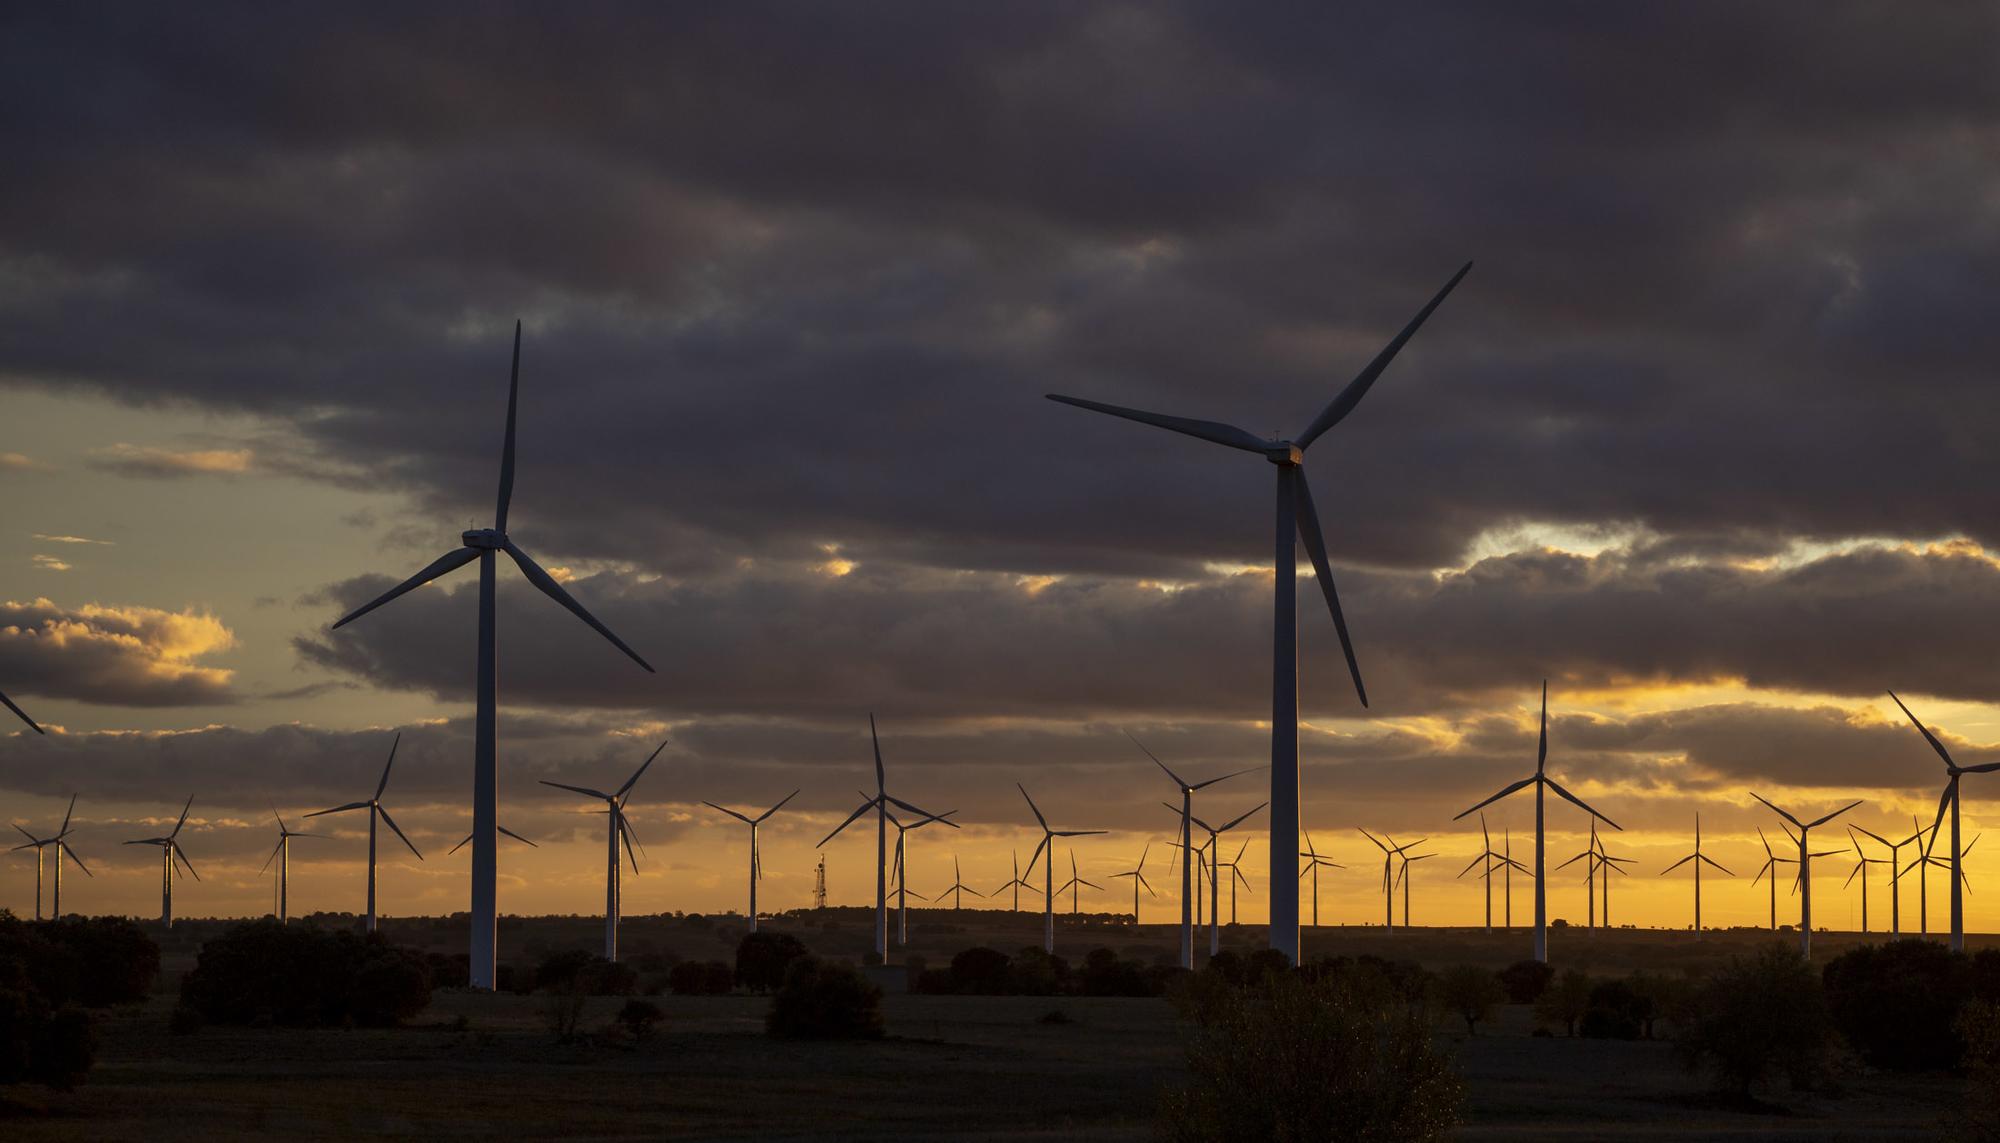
[2,916,1982,1140]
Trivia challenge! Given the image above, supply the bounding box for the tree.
[735,931,809,993]
[1823,939,1970,1070]
[1580,978,1649,1040]
[1497,959,1553,1005]
[1439,965,1504,1035]
[1677,945,1835,1098]
[1534,969,1591,1037]
[767,957,884,1040]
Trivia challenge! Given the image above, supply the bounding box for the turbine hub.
[1264,442,1303,466]
[462,528,506,550]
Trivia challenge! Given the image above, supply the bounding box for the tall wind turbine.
[1216,839,1254,925]
[702,789,799,932]
[1129,732,1258,968]
[0,685,42,734]
[818,715,957,960]
[992,850,1041,913]
[1896,830,1974,937]
[124,797,196,926]
[1455,813,1525,932]
[260,808,326,924]
[1455,682,1619,963]
[1358,830,1422,930]
[1555,825,1603,929]
[1111,843,1157,923]
[886,805,955,944]
[329,323,655,988]
[1753,793,1860,956]
[1299,831,1343,928]
[1181,804,1266,954]
[1850,822,1926,935]
[1660,814,1731,938]
[1750,827,1798,931]
[1394,848,1434,927]
[1055,850,1103,915]
[539,740,664,962]
[1890,692,1999,952]
[1053,264,1474,962]
[1021,784,1106,953]
[308,734,424,933]
[1593,833,1634,927]
[12,795,89,919]
[1842,826,1890,935]
[937,855,986,911]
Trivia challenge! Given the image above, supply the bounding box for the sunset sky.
[3,4,1998,934]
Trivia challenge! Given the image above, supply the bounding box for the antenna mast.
[814,855,827,910]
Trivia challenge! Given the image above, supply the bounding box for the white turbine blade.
[174,846,201,882]
[1889,691,1958,768]
[1025,834,1051,878]
[1807,800,1863,830]
[1044,394,1269,453]
[1453,777,1534,821]
[1294,261,1474,449]
[504,541,654,672]
[61,842,91,877]
[495,319,521,531]
[375,732,402,799]
[757,789,802,822]
[1544,778,1620,829]
[0,685,43,734]
[307,801,372,818]
[1290,466,1367,707]
[172,796,194,838]
[617,738,669,801]
[703,801,756,825]
[332,547,479,629]
[58,794,76,836]
[260,839,285,874]
[376,806,424,860]
[817,798,879,847]
[539,780,613,800]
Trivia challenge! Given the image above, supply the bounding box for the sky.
[3,3,1999,934]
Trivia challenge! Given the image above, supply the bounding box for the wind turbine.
[124,797,197,926]
[936,855,986,911]
[1216,838,1254,925]
[307,733,424,934]
[1111,843,1157,923]
[1750,827,1798,931]
[885,804,956,944]
[1753,793,1861,956]
[1455,813,1526,931]
[1455,682,1619,963]
[0,685,42,734]
[992,850,1042,913]
[1896,816,1950,935]
[539,739,664,962]
[1053,264,1473,962]
[1842,826,1890,935]
[818,715,957,960]
[1129,732,1259,968]
[328,322,655,988]
[1022,784,1106,953]
[1179,804,1266,954]
[1849,821,1926,935]
[1055,850,1103,915]
[1555,822,1606,928]
[1394,849,1434,927]
[1660,814,1732,938]
[1890,692,1999,952]
[259,808,326,924]
[11,795,89,919]
[1593,830,1635,927]
[1357,830,1422,930]
[1299,831,1343,928]
[702,789,799,932]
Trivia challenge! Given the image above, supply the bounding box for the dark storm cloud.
[2,3,1996,578]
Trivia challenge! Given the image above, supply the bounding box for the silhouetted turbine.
[1753,792,1861,956]
[1890,692,2000,952]
[1023,784,1106,953]
[0,685,42,734]
[818,714,956,959]
[540,739,665,961]
[1849,821,1926,935]
[1358,829,1422,931]
[307,733,424,934]
[1299,830,1344,928]
[1659,814,1732,938]
[124,797,197,927]
[1128,731,1259,968]
[1456,813,1528,932]
[1111,842,1157,923]
[260,807,327,924]
[703,789,799,932]
[12,794,88,919]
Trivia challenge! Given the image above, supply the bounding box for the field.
[2,913,1984,1140]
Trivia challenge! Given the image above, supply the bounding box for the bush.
[1958,999,2000,1138]
[1625,971,1685,1040]
[1534,969,1592,1036]
[616,998,665,1040]
[668,959,735,996]
[1580,978,1649,1040]
[0,912,159,1011]
[1160,964,1462,1142]
[735,931,809,993]
[1678,945,1836,1097]
[1497,959,1553,1004]
[1009,947,1070,996]
[1823,939,1970,1070]
[178,920,431,1028]
[1082,948,1151,997]
[0,987,94,1090]
[1440,965,1504,1035]
[950,947,1012,994]
[541,982,587,1044]
[767,957,884,1040]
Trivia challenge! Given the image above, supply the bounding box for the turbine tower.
[1021,784,1106,953]
[1849,821,1926,935]
[1659,814,1732,938]
[1299,830,1344,928]
[1217,839,1254,925]
[0,685,42,734]
[308,733,425,934]
[936,855,986,911]
[818,715,957,960]
[702,789,799,932]
[1055,850,1103,915]
[329,322,655,988]
[11,795,89,919]
[1454,682,1619,963]
[1890,692,1999,952]
[992,850,1041,913]
[1129,732,1258,968]
[1750,826,1798,931]
[1111,842,1157,923]
[539,739,665,962]
[1842,827,1890,935]
[1456,814,1527,932]
[259,807,326,924]
[1051,264,1473,962]
[1394,849,1434,927]
[1752,793,1860,956]
[124,797,197,927]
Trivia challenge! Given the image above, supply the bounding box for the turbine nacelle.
[1263,443,1304,466]
[461,528,507,550]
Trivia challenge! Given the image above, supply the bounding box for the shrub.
[1823,939,1970,1070]
[1958,999,2000,1138]
[616,998,665,1041]
[1534,969,1592,1036]
[1580,978,1649,1040]
[1678,945,1835,1097]
[34,917,160,1007]
[178,920,431,1028]
[1626,970,1687,1040]
[1440,965,1504,1035]
[1497,959,1553,1004]
[668,960,734,996]
[1081,948,1150,997]
[542,982,587,1044]
[350,948,433,1026]
[951,947,1011,994]
[1009,947,1070,996]
[0,987,94,1090]
[735,931,809,993]
[1160,964,1462,1142]
[766,957,884,1040]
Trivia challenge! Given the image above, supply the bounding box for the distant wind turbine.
[1750,826,1798,931]
[1592,832,1634,927]
[1753,793,1861,956]
[936,855,986,911]
[0,685,42,734]
[12,794,88,919]
[1299,831,1343,928]
[1455,682,1619,963]
[329,322,654,989]
[307,733,424,934]
[1842,826,1890,935]
[818,715,957,960]
[1111,843,1157,923]
[124,797,197,927]
[1053,263,1474,962]
[1848,821,1926,935]
[992,850,1041,913]
[1394,848,1434,927]
[703,789,799,932]
[1895,829,1975,937]
[1659,814,1731,938]
[260,807,326,924]
[539,739,665,962]
[1216,839,1254,925]
[885,804,956,944]
[1129,732,1258,968]
[1022,784,1106,953]
[1358,830,1422,931]
[1177,804,1265,954]
[1455,813,1526,932]
[1055,850,1103,915]
[1889,692,1999,952]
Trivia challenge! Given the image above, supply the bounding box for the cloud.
[0,453,53,472]
[85,443,254,478]
[0,597,237,706]
[30,554,70,572]
[32,533,112,545]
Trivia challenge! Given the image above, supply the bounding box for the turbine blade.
[1661,854,1694,874]
[1018,784,1048,830]
[0,685,43,734]
[498,825,538,847]
[496,319,521,532]
[817,798,878,847]
[1697,855,1733,875]
[1124,730,1188,790]
[703,802,755,825]
[449,834,472,855]
[619,815,640,874]
[307,801,371,818]
[617,738,670,801]
[332,547,479,629]
[1025,835,1050,878]
[375,732,402,800]
[504,541,654,672]
[1806,800,1863,830]
[1216,803,1268,833]
[260,839,284,874]
[174,847,201,882]
[1190,765,1265,792]
[870,713,885,795]
[173,796,193,838]
[1750,792,1803,830]
[1889,691,1958,768]
[1453,777,1534,821]
[61,843,90,877]
[1537,681,1549,773]
[377,807,423,860]
[59,794,75,836]
[758,789,802,822]
[1044,394,1269,453]
[1290,466,1367,707]
[1294,261,1474,449]
[539,781,612,800]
